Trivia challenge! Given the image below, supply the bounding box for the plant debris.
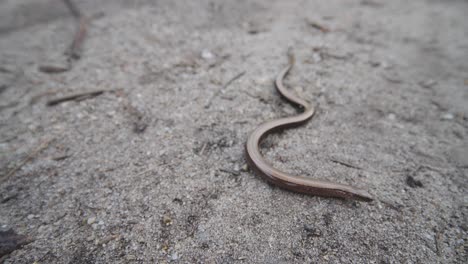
[406,175,423,188]
[46,89,109,106]
[306,19,330,33]
[205,71,245,108]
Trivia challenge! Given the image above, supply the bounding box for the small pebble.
[171,252,179,261]
[162,215,172,226]
[27,214,36,220]
[441,113,454,120]
[254,76,271,85]
[241,164,249,171]
[87,217,96,225]
[406,175,423,188]
[106,110,116,118]
[200,49,215,60]
[294,86,305,93]
[423,233,433,241]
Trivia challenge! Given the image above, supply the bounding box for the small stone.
[294,86,304,94]
[161,244,169,251]
[162,215,172,226]
[423,232,433,241]
[406,175,423,188]
[254,76,271,85]
[106,110,116,118]
[241,164,249,171]
[388,113,396,120]
[87,217,96,225]
[200,49,215,60]
[441,113,454,120]
[171,252,178,261]
[27,214,36,220]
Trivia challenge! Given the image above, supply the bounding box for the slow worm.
[245,53,373,201]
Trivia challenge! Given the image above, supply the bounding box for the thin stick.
[330,158,363,170]
[46,89,109,106]
[198,143,207,155]
[66,17,88,60]
[435,228,444,257]
[62,0,88,61]
[205,71,246,108]
[1,139,53,183]
[306,19,330,33]
[38,65,71,74]
[38,0,88,74]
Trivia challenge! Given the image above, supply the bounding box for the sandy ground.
[0,0,467,263]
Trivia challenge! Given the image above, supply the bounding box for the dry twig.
[66,16,88,60]
[63,0,88,61]
[205,71,246,108]
[46,89,109,106]
[306,19,330,33]
[330,158,363,170]
[39,0,88,73]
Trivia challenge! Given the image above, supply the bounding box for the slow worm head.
[245,53,373,202]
